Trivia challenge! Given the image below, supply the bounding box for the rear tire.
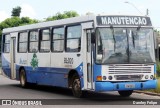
[72,74,83,98]
[118,90,133,97]
[19,69,29,88]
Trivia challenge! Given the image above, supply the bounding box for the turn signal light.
[97,76,102,81]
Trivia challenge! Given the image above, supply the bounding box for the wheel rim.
[20,70,25,87]
[73,78,82,97]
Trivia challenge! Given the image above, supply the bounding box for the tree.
[11,6,21,17]
[20,17,38,25]
[0,17,38,40]
[0,17,38,52]
[0,17,21,40]
[46,11,79,21]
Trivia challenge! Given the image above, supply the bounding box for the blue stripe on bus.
[15,63,84,88]
[2,55,157,91]
[1,54,11,78]
[15,63,83,76]
[2,55,84,88]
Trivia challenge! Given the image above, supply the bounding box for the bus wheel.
[19,69,28,88]
[118,90,133,97]
[72,74,82,98]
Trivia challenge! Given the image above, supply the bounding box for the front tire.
[118,90,133,97]
[19,69,28,88]
[72,74,83,98]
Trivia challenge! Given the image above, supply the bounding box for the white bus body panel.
[10,32,18,79]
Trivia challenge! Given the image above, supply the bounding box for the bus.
[1,15,157,97]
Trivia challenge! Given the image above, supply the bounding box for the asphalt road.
[0,75,159,108]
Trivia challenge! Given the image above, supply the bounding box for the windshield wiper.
[110,26,116,52]
[131,31,135,48]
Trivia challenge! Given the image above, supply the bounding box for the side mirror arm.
[91,32,95,44]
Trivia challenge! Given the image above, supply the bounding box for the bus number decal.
[64,58,73,64]
[80,66,82,72]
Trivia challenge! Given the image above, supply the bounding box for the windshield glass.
[96,27,155,64]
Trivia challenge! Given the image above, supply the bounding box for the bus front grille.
[108,64,152,74]
[115,75,143,80]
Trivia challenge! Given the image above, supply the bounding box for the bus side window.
[18,32,28,53]
[66,25,81,52]
[3,34,10,53]
[52,27,64,52]
[29,30,39,53]
[40,29,50,52]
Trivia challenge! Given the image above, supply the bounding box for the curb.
[134,90,160,96]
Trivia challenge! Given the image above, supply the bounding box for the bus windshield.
[96,27,155,64]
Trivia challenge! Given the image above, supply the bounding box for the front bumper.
[95,80,157,92]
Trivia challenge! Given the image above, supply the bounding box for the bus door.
[10,33,17,79]
[86,30,93,89]
[82,24,94,90]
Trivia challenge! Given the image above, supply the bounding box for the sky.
[0,0,160,29]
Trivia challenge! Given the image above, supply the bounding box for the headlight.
[108,76,113,80]
[145,75,149,79]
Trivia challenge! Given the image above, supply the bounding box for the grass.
[155,78,160,93]
[156,61,160,76]
[153,61,160,93]
[153,78,160,93]
[148,61,160,93]
[146,77,160,93]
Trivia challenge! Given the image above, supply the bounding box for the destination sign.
[96,16,152,26]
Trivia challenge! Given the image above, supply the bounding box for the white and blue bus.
[1,15,157,97]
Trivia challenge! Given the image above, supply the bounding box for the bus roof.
[2,15,95,34]
[2,15,152,34]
